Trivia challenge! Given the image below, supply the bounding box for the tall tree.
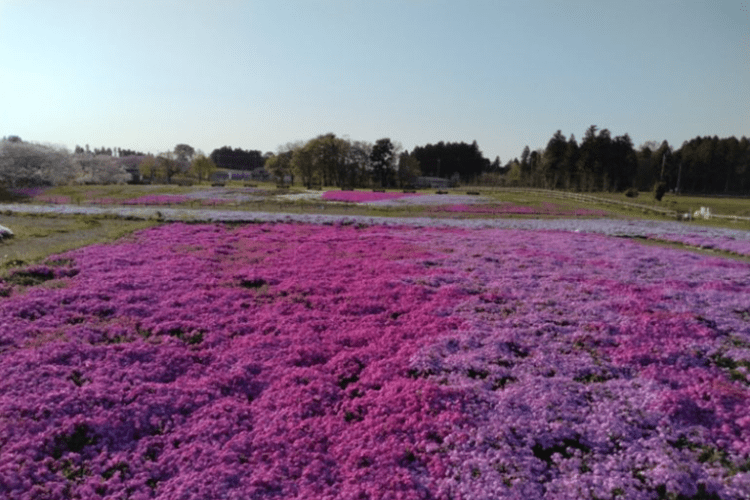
[174,144,195,172]
[158,152,180,183]
[345,140,373,188]
[562,134,579,190]
[541,130,567,189]
[190,154,216,183]
[292,143,317,189]
[209,146,265,171]
[138,156,158,183]
[412,141,490,182]
[514,144,531,183]
[610,134,637,191]
[370,138,396,188]
[397,151,421,188]
[265,153,287,185]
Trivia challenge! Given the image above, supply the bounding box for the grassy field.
[0,213,157,275]
[587,190,750,217]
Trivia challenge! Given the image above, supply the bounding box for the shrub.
[625,187,639,198]
[653,182,667,201]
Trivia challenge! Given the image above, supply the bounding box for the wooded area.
[1,128,748,194]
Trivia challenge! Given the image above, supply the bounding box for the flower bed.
[121,194,192,206]
[7,187,49,199]
[434,202,610,217]
[322,190,422,203]
[0,223,749,499]
[35,195,72,204]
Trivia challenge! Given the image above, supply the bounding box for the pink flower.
[322,190,421,203]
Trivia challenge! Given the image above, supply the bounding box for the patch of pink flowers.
[35,195,72,204]
[434,202,609,217]
[121,194,191,206]
[322,190,422,203]
[0,223,749,499]
[7,187,49,198]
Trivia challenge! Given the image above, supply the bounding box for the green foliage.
[397,151,421,188]
[157,152,180,183]
[654,181,668,201]
[288,134,355,189]
[370,138,396,188]
[174,144,195,164]
[265,150,296,185]
[138,156,158,183]
[506,161,522,186]
[190,154,216,182]
[292,142,317,189]
[412,140,489,183]
[209,146,264,171]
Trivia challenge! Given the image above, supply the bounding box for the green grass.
[0,213,158,275]
[586,190,750,216]
[575,190,750,229]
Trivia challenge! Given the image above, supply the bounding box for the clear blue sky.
[1,0,748,162]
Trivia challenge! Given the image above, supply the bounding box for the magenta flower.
[0,223,749,499]
[322,190,422,203]
[122,194,191,205]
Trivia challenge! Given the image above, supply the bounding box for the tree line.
[498,127,750,195]
[264,135,501,189]
[265,134,423,189]
[2,129,748,194]
[0,138,219,187]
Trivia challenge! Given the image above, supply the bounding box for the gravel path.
[2,202,750,242]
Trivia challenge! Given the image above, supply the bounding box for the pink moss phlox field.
[434,203,609,217]
[1,224,750,499]
[121,195,191,206]
[322,191,422,203]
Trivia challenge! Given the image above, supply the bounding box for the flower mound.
[322,190,421,203]
[0,223,749,499]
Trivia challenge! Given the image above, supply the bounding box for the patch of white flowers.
[274,191,325,202]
